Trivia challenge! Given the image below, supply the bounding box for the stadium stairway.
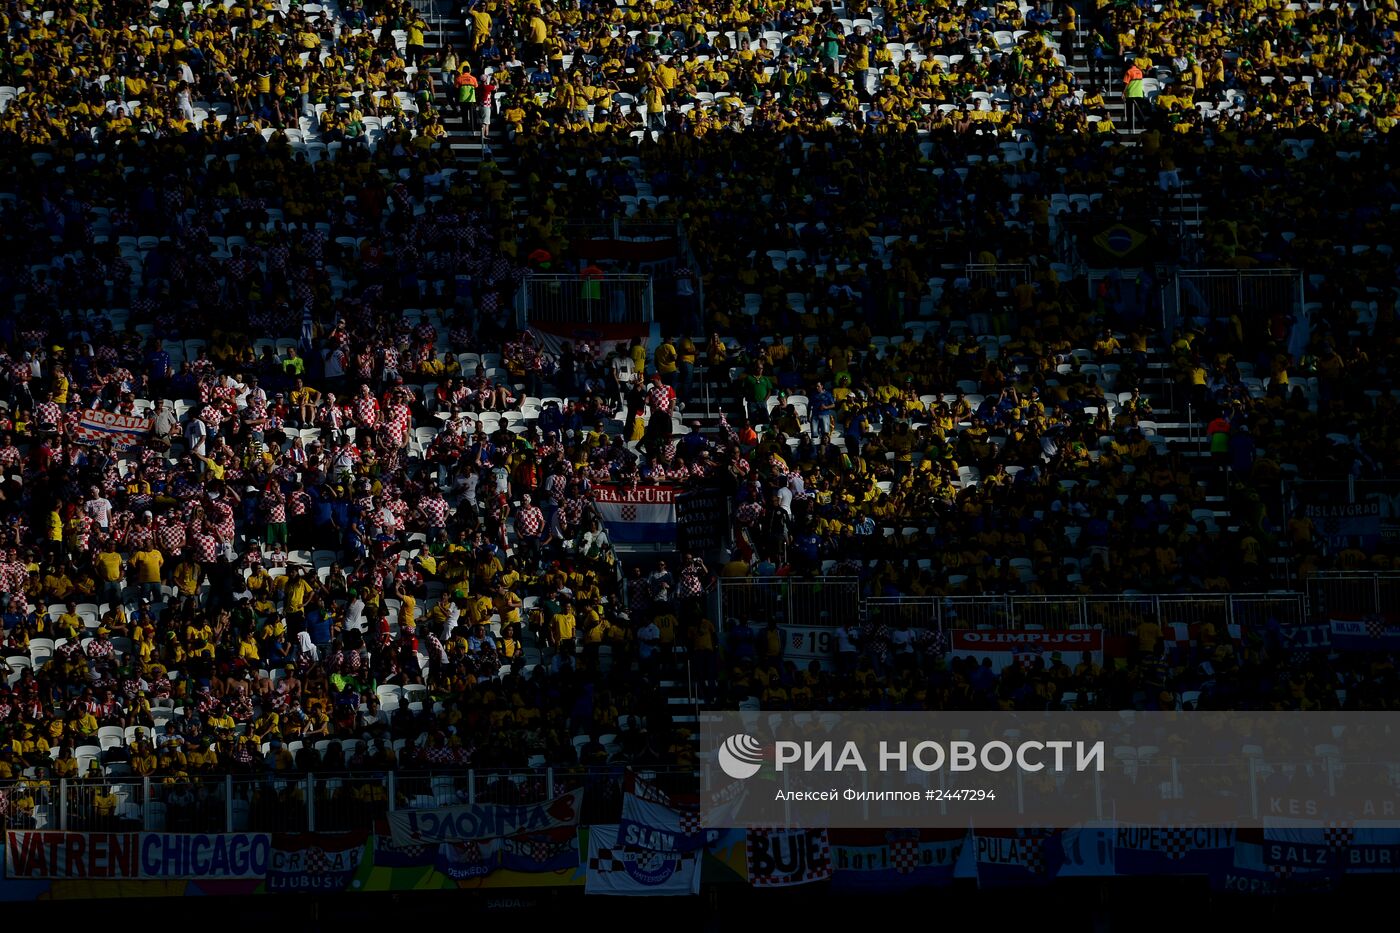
[1067,41,1144,141]
[423,21,524,216]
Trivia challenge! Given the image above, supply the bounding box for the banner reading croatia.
[591,484,678,544]
[72,408,152,448]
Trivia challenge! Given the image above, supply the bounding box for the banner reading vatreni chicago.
[6,831,270,879]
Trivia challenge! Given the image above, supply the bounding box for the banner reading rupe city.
[700,712,1400,829]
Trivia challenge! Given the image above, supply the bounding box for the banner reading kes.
[386,789,584,846]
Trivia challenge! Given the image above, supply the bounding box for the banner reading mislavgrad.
[385,788,584,846]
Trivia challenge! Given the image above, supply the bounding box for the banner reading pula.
[6,831,270,879]
[386,788,584,846]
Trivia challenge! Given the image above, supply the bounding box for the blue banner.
[829,829,964,891]
[139,832,270,879]
[1114,826,1236,875]
[972,830,1064,887]
[1329,618,1400,652]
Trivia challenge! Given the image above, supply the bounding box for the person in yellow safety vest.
[455,68,478,125]
[1123,62,1148,126]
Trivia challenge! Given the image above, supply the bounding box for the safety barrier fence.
[720,580,1307,637]
[1306,572,1400,618]
[0,767,697,835]
[518,273,654,326]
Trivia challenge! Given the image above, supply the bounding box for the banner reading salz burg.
[700,712,1400,829]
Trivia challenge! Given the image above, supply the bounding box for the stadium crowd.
[0,0,1396,818]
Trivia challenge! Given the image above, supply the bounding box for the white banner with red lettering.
[948,629,1104,671]
[591,484,678,545]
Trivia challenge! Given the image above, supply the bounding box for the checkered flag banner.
[1366,618,1387,640]
[1159,827,1193,861]
[589,847,627,873]
[888,833,920,875]
[1016,835,1046,875]
[1323,821,1354,850]
[304,847,329,873]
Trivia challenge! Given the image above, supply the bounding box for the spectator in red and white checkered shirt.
[352,385,381,428]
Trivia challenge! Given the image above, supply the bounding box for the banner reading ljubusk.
[948,629,1103,671]
[266,832,366,892]
[71,408,152,449]
[385,788,584,846]
[5,831,270,880]
[591,484,678,545]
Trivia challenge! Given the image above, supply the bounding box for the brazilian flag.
[1080,221,1157,266]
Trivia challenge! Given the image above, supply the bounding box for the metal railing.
[518,273,654,326]
[1170,267,1303,335]
[719,583,1308,635]
[561,220,682,242]
[965,262,1031,295]
[1306,571,1400,618]
[0,767,696,835]
[717,577,863,626]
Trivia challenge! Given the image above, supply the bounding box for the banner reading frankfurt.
[71,408,151,449]
[591,484,678,544]
[385,789,584,846]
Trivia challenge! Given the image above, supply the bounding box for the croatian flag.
[592,484,678,545]
[72,408,152,449]
[618,771,704,853]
